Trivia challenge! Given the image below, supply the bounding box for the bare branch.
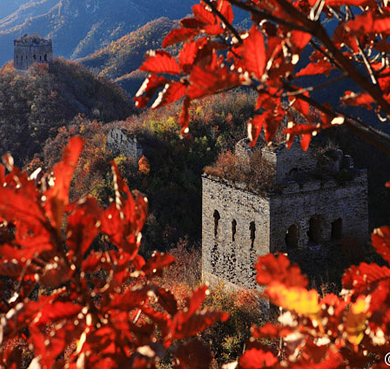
[284,73,348,97]
[355,37,379,85]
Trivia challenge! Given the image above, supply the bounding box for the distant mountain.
[0,58,133,164]
[79,17,179,96]
[0,0,197,67]
[0,0,30,19]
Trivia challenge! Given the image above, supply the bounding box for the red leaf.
[342,262,390,294]
[372,226,390,264]
[251,322,296,339]
[0,187,45,229]
[0,164,5,184]
[44,137,83,230]
[186,285,209,317]
[256,253,308,288]
[203,24,224,35]
[67,196,102,262]
[179,97,191,135]
[325,0,375,4]
[0,260,24,277]
[142,252,175,276]
[151,82,187,110]
[247,115,264,147]
[179,39,207,73]
[162,28,198,48]
[34,302,83,326]
[341,91,374,110]
[173,310,229,340]
[296,59,333,77]
[218,0,234,24]
[192,3,216,25]
[100,164,148,257]
[155,287,178,316]
[243,25,266,80]
[239,349,278,369]
[290,30,312,51]
[140,51,182,75]
[346,12,390,35]
[134,75,168,108]
[180,17,205,29]
[187,62,240,99]
[284,124,319,151]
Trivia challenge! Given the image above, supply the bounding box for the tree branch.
[202,0,243,43]
[274,0,390,116]
[284,83,390,156]
[227,0,311,33]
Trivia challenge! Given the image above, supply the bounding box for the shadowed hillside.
[0,58,133,164]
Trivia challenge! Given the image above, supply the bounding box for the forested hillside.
[0,58,133,165]
[0,0,197,66]
[79,17,179,96]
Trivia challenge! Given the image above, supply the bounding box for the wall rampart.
[202,175,270,290]
[270,170,368,251]
[14,35,53,71]
[106,128,143,161]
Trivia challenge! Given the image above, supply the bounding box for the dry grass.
[204,148,276,194]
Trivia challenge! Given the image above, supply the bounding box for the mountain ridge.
[0,0,196,67]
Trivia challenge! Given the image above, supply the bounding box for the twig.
[309,40,344,70]
[202,0,243,43]
[284,83,390,156]
[273,0,390,116]
[228,0,311,33]
[355,37,379,85]
[283,73,348,97]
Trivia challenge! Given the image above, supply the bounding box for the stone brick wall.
[14,35,53,71]
[106,128,143,161]
[269,172,368,253]
[202,176,271,290]
[262,143,317,184]
[202,143,369,290]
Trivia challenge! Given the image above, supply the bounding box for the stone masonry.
[202,141,368,290]
[106,128,143,161]
[14,35,53,71]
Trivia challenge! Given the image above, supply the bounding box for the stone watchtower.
[14,35,53,71]
[202,140,368,290]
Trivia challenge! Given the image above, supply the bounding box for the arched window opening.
[213,210,220,238]
[307,216,323,244]
[331,218,342,239]
[285,224,299,249]
[249,221,256,248]
[33,54,36,60]
[21,55,23,61]
[39,55,42,61]
[44,54,47,61]
[232,219,237,242]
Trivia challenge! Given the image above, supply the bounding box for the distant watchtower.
[14,35,53,71]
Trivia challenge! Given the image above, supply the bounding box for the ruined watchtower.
[202,140,368,290]
[14,35,53,71]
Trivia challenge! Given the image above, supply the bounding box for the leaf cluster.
[0,138,228,369]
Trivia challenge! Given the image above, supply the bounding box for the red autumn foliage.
[136,0,390,156]
[2,1,390,368]
[0,138,228,369]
